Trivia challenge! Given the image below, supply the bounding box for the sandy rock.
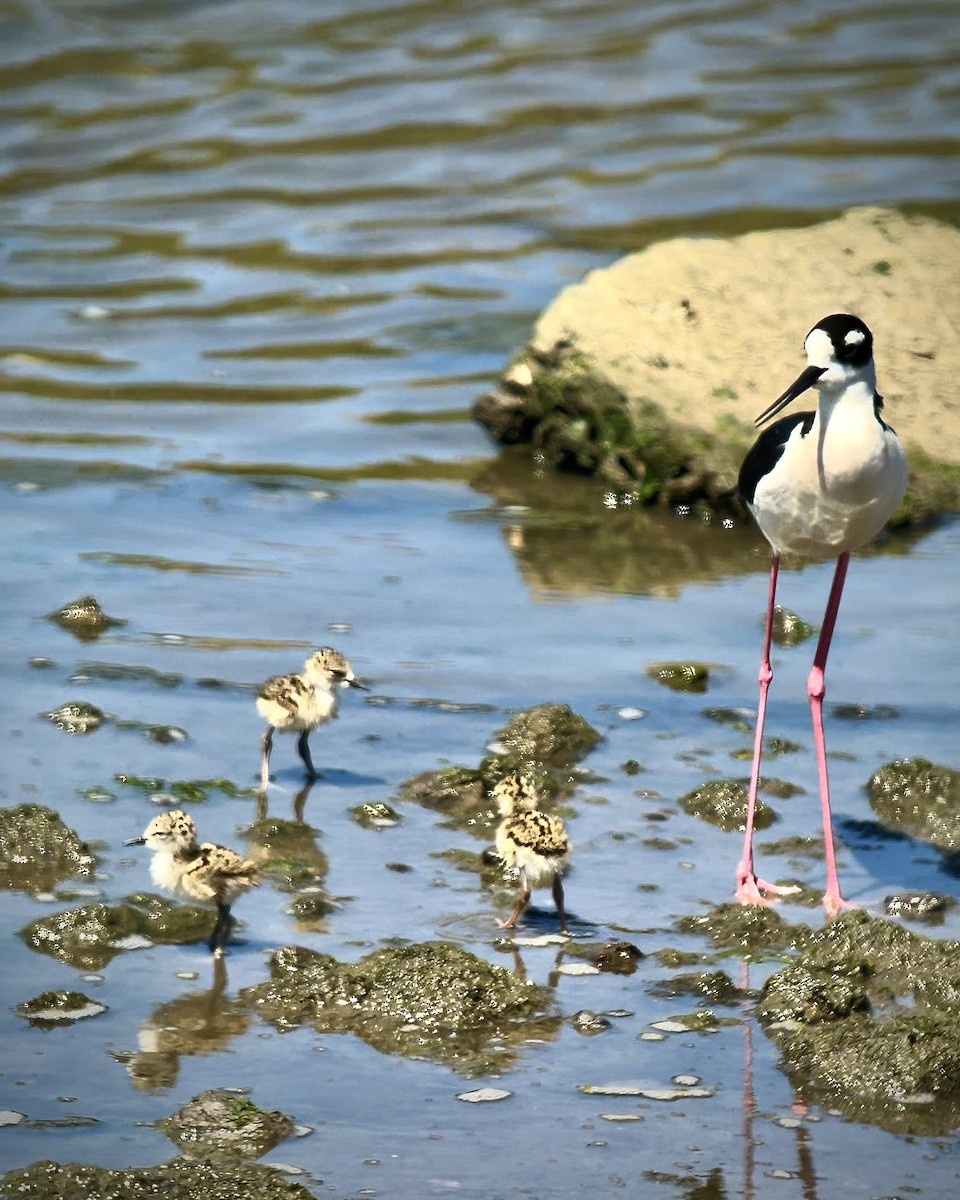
[533,207,958,458]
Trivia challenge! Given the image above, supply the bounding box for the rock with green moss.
[46,595,126,640]
[770,606,815,646]
[242,817,327,891]
[15,990,107,1027]
[351,800,401,828]
[398,703,599,830]
[648,970,741,1005]
[474,343,744,501]
[19,894,216,970]
[757,912,960,1134]
[473,208,960,525]
[398,766,488,815]
[884,891,954,922]
[488,703,601,769]
[776,1010,960,1135]
[756,964,870,1025]
[0,804,96,892]
[43,701,105,735]
[0,1158,314,1200]
[867,758,960,848]
[161,1089,295,1161]
[676,903,808,952]
[244,941,559,1074]
[564,940,645,975]
[647,662,710,694]
[678,779,776,833]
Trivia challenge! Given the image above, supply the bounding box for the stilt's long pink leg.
[808,552,853,916]
[736,553,800,904]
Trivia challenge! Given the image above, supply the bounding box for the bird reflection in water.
[114,956,248,1093]
[739,960,820,1200]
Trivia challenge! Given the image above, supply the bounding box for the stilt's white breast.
[751,392,906,558]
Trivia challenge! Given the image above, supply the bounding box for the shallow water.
[2,0,960,1196]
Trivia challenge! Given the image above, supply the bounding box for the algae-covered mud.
[3,1,960,1198]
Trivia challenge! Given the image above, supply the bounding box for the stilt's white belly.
[752,419,907,558]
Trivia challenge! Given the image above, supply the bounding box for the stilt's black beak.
[753,364,827,428]
[124,836,146,846]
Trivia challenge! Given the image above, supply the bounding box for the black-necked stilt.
[256,647,367,790]
[735,313,908,916]
[125,810,260,955]
[493,773,571,932]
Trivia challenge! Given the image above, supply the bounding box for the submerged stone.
[244,940,558,1074]
[46,595,126,641]
[0,803,96,892]
[162,1089,295,1161]
[0,1158,314,1200]
[770,606,815,646]
[351,800,401,828]
[867,758,960,848]
[43,700,105,735]
[678,779,776,832]
[565,940,645,975]
[648,970,741,1005]
[647,662,710,694]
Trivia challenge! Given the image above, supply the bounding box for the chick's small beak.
[347,678,369,690]
[124,836,146,847]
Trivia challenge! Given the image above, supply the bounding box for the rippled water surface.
[2,1,960,1196]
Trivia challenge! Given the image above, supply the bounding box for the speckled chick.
[125,810,260,956]
[493,773,570,933]
[256,646,366,789]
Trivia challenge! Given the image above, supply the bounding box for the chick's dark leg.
[552,875,568,933]
[296,731,318,781]
[208,901,235,956]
